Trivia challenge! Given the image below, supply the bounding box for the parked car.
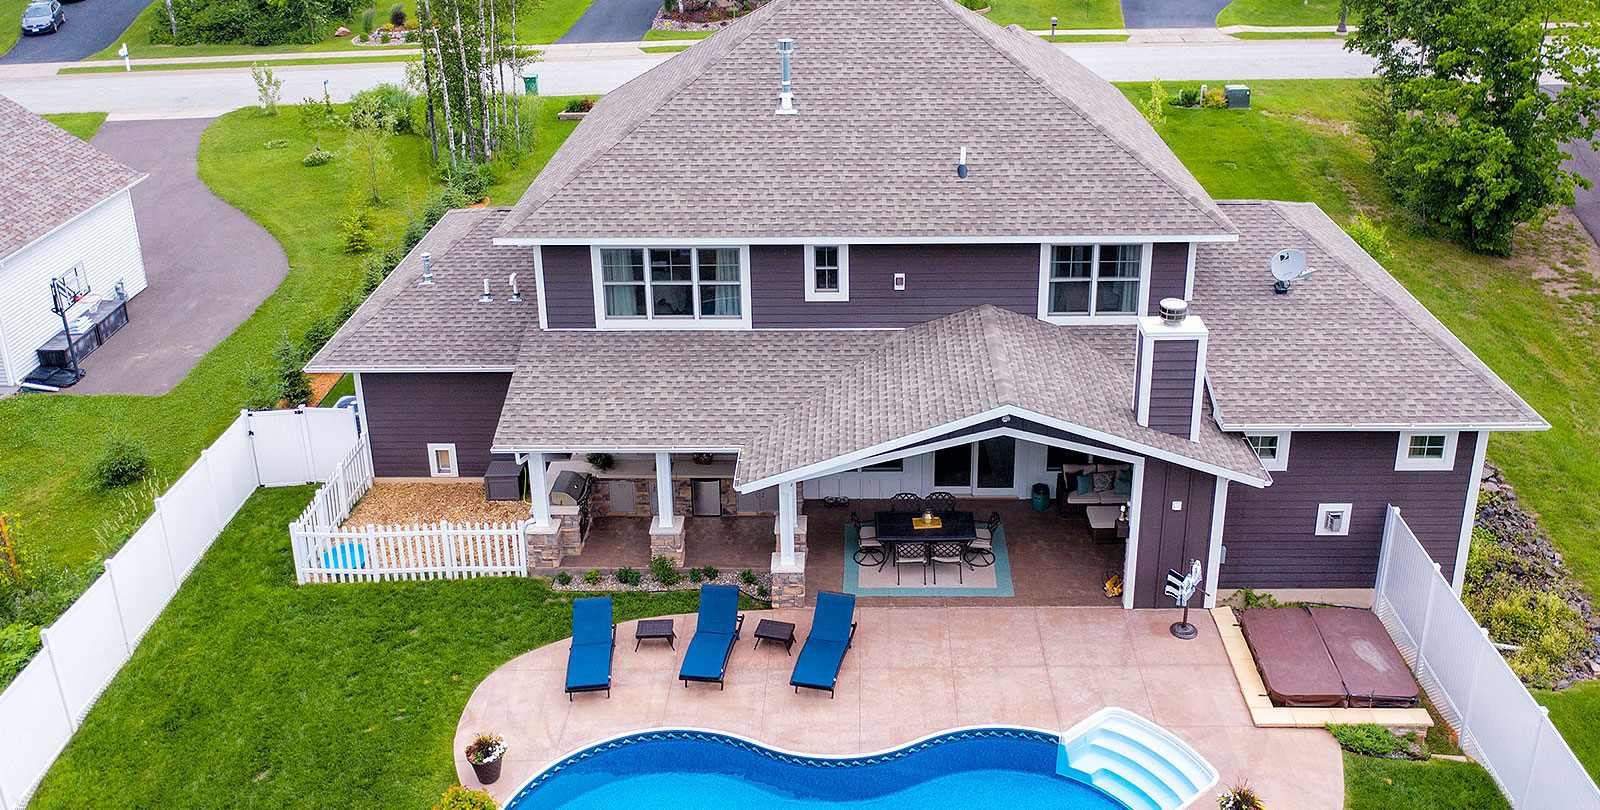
[20,0,64,35]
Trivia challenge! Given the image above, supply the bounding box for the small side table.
[752,619,797,654]
[634,618,676,651]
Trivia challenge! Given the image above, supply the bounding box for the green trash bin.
[1031,483,1050,511]
[522,72,538,95]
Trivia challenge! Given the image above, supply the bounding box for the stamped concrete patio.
[455,606,1343,808]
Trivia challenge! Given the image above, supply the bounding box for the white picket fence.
[0,407,359,810]
[287,437,529,584]
[1375,506,1600,810]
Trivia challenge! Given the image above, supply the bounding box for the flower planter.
[470,757,503,785]
[557,111,588,121]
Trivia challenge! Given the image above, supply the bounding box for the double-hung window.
[1042,244,1146,320]
[805,245,849,301]
[598,247,747,325]
[1395,431,1457,471]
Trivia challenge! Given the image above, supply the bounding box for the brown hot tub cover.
[1240,607,1345,708]
[1310,607,1420,708]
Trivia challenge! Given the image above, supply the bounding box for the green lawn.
[1217,0,1355,26]
[643,28,719,40]
[90,1,423,60]
[1538,682,1600,781]
[1038,33,1131,41]
[1230,30,1350,39]
[642,45,692,53]
[61,53,420,73]
[0,0,27,57]
[317,373,357,406]
[27,487,719,809]
[982,0,1123,30]
[41,112,108,140]
[1344,754,1512,810]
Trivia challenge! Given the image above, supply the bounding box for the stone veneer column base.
[649,516,687,566]
[773,515,808,555]
[769,552,806,608]
[526,518,568,571]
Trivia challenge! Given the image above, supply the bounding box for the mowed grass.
[0,99,582,575]
[1343,754,1512,810]
[41,112,108,140]
[27,487,715,809]
[0,0,28,56]
[1118,77,1600,787]
[1230,30,1350,39]
[1217,0,1356,26]
[982,0,1123,30]
[643,28,719,40]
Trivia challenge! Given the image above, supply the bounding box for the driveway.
[1120,0,1233,28]
[557,0,660,44]
[0,0,152,64]
[67,118,288,396]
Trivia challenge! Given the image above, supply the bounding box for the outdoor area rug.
[844,534,1014,597]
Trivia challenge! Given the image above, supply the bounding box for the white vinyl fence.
[1375,506,1600,810]
[288,438,529,583]
[0,407,359,810]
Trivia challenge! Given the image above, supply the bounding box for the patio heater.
[1164,559,1203,640]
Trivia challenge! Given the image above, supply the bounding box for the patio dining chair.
[925,491,957,514]
[893,540,929,585]
[889,492,923,512]
[930,540,965,584]
[850,511,885,568]
[965,511,1000,568]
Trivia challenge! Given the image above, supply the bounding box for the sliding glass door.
[928,438,1017,495]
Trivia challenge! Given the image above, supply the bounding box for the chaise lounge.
[565,596,616,700]
[790,591,858,698]
[679,585,745,689]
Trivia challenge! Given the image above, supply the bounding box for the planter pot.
[557,111,588,121]
[471,758,503,785]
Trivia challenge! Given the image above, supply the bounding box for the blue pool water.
[505,729,1128,810]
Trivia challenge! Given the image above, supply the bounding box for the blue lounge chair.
[790,591,857,698]
[565,596,615,700]
[679,585,744,689]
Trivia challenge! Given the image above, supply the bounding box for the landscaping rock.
[335,26,350,36]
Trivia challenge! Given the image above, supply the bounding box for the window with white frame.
[1244,432,1291,472]
[598,247,745,322]
[1394,431,1457,471]
[427,443,458,477]
[1315,502,1353,536]
[805,245,849,301]
[1042,244,1145,319]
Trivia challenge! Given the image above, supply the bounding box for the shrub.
[616,567,642,586]
[563,97,595,113]
[0,623,41,685]
[264,138,290,149]
[352,83,416,134]
[1141,77,1168,126]
[272,334,313,406]
[1327,723,1405,757]
[301,148,334,167]
[389,2,405,26]
[582,569,601,585]
[379,31,390,43]
[554,571,572,585]
[651,555,682,586]
[756,585,769,598]
[463,733,505,764]
[441,160,495,200]
[739,568,757,585]
[585,453,615,471]
[241,362,279,410]
[957,0,985,10]
[251,63,283,114]
[1171,87,1201,107]
[361,7,376,34]
[1463,528,1589,686]
[341,206,377,253]
[1344,214,1392,265]
[688,567,702,583]
[90,436,153,490]
[1217,783,1265,810]
[700,565,719,580]
[433,785,498,810]
[1201,87,1227,109]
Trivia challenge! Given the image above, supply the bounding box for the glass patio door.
[929,438,1017,494]
[933,445,973,492]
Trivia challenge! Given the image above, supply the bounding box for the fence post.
[102,557,134,655]
[443,521,457,580]
[37,628,78,732]
[200,448,224,533]
[297,407,317,484]
[1519,714,1549,808]
[152,496,180,584]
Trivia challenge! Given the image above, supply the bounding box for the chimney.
[419,252,433,285]
[1133,298,1208,441]
[775,39,796,115]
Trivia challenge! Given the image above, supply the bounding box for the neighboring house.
[307,0,1546,608]
[0,96,147,389]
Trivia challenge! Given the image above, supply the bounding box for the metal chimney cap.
[777,38,794,53]
[1158,297,1188,324]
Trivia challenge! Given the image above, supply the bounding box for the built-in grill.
[550,470,595,541]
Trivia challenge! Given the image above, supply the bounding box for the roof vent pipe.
[1159,297,1188,325]
[775,39,796,115]
[509,272,522,302]
[480,279,493,303]
[419,252,433,285]
[957,146,968,179]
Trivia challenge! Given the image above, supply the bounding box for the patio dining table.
[872,510,978,545]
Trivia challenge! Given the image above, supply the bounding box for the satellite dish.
[1270,248,1317,294]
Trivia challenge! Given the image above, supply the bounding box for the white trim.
[1133,314,1208,441]
[1203,475,1228,609]
[1315,502,1353,536]
[305,364,517,374]
[494,233,1241,248]
[1037,242,1152,325]
[1217,419,1548,433]
[426,443,459,478]
[532,243,549,331]
[654,451,674,527]
[852,426,1146,474]
[803,244,849,302]
[1183,241,1197,301]
[590,245,753,330]
[1122,460,1146,610]
[1189,332,1207,442]
[1243,431,1290,472]
[1394,430,1458,472]
[528,453,551,527]
[1452,431,1489,594]
[1134,331,1155,426]
[494,443,746,454]
[777,481,798,565]
[351,373,374,467]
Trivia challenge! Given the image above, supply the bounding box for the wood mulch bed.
[344,482,530,528]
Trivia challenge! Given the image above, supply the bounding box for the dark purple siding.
[750,244,1039,328]
[1219,431,1479,589]
[541,246,594,329]
[361,372,512,478]
[1146,341,1198,437]
[1134,459,1217,608]
[1145,243,1190,315]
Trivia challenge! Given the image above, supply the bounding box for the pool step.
[1055,708,1219,810]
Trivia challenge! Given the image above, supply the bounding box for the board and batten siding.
[0,188,146,386]
[1145,341,1198,436]
[361,372,513,478]
[751,244,1039,328]
[1144,242,1190,315]
[541,246,595,329]
[1133,458,1217,608]
[1219,431,1480,589]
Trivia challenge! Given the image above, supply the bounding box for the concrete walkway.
[455,606,1343,809]
[67,119,288,395]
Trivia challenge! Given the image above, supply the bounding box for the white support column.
[777,481,798,566]
[527,453,550,528]
[655,452,674,528]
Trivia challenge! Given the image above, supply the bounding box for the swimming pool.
[503,728,1129,810]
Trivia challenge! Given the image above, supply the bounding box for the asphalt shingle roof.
[1194,201,1545,430]
[0,96,145,260]
[496,0,1236,241]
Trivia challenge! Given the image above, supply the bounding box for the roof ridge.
[976,304,1019,405]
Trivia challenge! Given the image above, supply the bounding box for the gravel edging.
[547,570,772,601]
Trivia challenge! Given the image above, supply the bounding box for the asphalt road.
[558,0,660,44]
[0,0,152,64]
[67,118,289,395]
[1119,0,1233,28]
